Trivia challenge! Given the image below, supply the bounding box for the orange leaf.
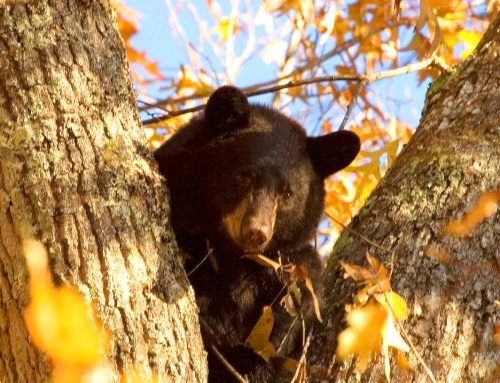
[445,191,500,237]
[23,239,109,365]
[341,261,375,281]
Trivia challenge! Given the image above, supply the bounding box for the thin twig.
[327,214,394,256]
[186,248,212,277]
[338,79,366,131]
[290,330,313,383]
[211,344,249,383]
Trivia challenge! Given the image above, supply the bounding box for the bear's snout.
[241,218,272,250]
[223,190,278,252]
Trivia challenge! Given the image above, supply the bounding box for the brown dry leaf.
[246,306,277,361]
[243,253,282,270]
[342,252,391,305]
[280,283,302,317]
[366,252,388,281]
[445,191,500,237]
[291,265,322,322]
[341,261,375,281]
[415,0,443,55]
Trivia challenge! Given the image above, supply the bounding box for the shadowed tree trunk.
[309,12,500,383]
[0,0,207,382]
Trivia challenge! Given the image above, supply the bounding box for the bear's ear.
[205,86,251,135]
[306,130,360,178]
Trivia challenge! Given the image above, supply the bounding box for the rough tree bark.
[309,12,500,383]
[0,1,207,382]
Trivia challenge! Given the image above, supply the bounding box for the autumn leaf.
[381,313,410,381]
[375,292,410,380]
[341,261,376,281]
[340,253,410,380]
[246,306,277,361]
[290,265,322,322]
[23,239,110,382]
[415,0,443,54]
[243,253,282,270]
[114,0,163,83]
[445,191,500,237]
[281,283,302,317]
[212,16,244,42]
[342,252,392,307]
[353,141,399,205]
[336,303,386,371]
[374,291,408,321]
[457,30,483,58]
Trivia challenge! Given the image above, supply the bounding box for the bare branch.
[142,56,439,126]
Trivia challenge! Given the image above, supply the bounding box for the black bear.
[155,86,360,382]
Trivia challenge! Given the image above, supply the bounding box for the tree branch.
[142,56,441,126]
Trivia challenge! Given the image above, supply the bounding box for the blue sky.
[123,0,433,131]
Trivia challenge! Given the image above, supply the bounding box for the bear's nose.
[242,223,271,249]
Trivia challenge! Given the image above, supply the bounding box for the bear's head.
[171,86,361,254]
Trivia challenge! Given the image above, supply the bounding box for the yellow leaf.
[336,303,386,371]
[381,314,410,381]
[353,141,399,204]
[212,16,243,42]
[318,6,337,45]
[246,306,277,361]
[457,30,482,59]
[374,292,408,320]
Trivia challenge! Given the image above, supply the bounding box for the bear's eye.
[281,186,293,201]
[236,170,255,188]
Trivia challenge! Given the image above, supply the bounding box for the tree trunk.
[310,13,500,383]
[0,1,207,382]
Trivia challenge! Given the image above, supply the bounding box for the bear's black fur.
[155,86,360,382]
